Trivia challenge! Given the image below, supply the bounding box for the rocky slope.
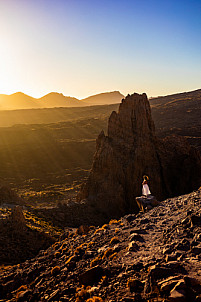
[150,89,201,154]
[77,93,201,219]
[0,206,55,266]
[0,189,200,301]
[0,186,22,206]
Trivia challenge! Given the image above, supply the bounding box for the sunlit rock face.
[77,93,201,218]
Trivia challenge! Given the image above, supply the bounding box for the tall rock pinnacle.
[77,93,201,219]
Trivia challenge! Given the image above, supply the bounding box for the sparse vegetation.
[51,266,60,276]
[86,297,103,302]
[102,224,108,229]
[90,256,101,267]
[65,255,76,265]
[16,285,28,292]
[102,248,113,260]
[109,219,118,225]
[110,236,120,244]
[75,286,90,302]
[54,251,60,258]
[87,241,94,249]
[109,252,117,260]
[16,285,28,300]
[94,228,103,235]
[75,243,85,255]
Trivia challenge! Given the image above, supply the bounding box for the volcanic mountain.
[0,91,124,110]
[82,91,124,105]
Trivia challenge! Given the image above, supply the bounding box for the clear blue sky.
[0,0,200,98]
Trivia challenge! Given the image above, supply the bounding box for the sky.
[0,0,200,99]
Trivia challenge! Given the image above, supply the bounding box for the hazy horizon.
[1,87,201,102]
[0,0,201,99]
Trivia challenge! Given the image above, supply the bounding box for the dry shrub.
[17,285,28,292]
[100,275,107,285]
[53,242,59,249]
[87,241,94,249]
[110,236,119,244]
[109,252,117,260]
[65,255,75,265]
[51,266,60,276]
[90,256,101,267]
[16,285,28,299]
[102,248,113,260]
[115,228,119,233]
[75,286,89,302]
[75,243,85,254]
[109,219,118,225]
[16,291,27,300]
[62,247,68,253]
[86,297,103,302]
[54,251,60,258]
[94,228,103,235]
[102,224,108,229]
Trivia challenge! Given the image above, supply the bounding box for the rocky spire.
[108,93,155,144]
[77,93,201,219]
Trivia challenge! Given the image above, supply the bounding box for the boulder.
[136,195,159,212]
[79,265,104,286]
[77,225,90,235]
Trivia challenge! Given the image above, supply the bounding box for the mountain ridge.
[0,88,200,110]
[81,91,124,105]
[0,91,124,110]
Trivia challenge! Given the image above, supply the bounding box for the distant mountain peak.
[10,92,31,97]
[42,92,64,97]
[81,91,124,105]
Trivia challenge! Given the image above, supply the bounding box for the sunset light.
[0,1,201,299]
[0,0,200,100]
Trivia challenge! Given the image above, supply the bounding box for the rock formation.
[77,93,201,218]
[136,195,160,212]
[8,205,26,230]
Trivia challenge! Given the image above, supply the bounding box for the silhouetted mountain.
[39,92,85,108]
[82,91,124,105]
[0,91,124,110]
[0,92,39,110]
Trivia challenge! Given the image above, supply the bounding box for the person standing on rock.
[142,175,151,196]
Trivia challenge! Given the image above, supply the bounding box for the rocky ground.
[0,206,56,266]
[0,189,200,301]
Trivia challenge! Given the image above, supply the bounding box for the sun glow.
[0,0,200,100]
[0,44,18,95]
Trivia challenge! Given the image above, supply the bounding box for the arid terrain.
[0,189,200,301]
[0,89,200,301]
[0,89,200,207]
